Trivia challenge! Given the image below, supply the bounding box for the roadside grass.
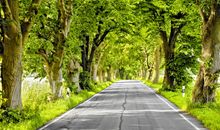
[0,80,112,130]
[144,80,220,130]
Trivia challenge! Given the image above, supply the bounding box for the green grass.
[0,81,112,130]
[144,80,220,130]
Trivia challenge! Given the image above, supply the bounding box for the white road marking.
[38,84,113,130]
[145,84,201,130]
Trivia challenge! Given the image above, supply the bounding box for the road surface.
[39,80,207,130]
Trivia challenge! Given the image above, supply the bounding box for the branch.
[57,0,73,40]
[36,49,49,63]
[206,0,217,27]
[0,8,4,38]
[21,0,42,43]
[58,0,66,24]
[66,0,73,17]
[88,28,111,68]
[96,28,111,46]
[170,22,186,44]
[0,0,13,20]
[93,25,101,45]
[196,0,207,24]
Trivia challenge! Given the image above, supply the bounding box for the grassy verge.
[144,80,220,130]
[0,81,112,130]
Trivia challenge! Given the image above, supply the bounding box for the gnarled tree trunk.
[38,0,72,98]
[1,0,41,109]
[193,2,220,103]
[44,50,64,99]
[66,60,81,93]
[2,26,23,109]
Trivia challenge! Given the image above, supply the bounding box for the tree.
[0,0,42,109]
[193,0,220,103]
[25,0,73,99]
[137,0,196,90]
[72,0,133,89]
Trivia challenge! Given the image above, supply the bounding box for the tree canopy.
[0,0,219,110]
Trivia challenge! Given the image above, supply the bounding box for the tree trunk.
[161,33,175,90]
[1,0,41,109]
[107,66,112,81]
[119,68,125,79]
[113,70,117,80]
[79,35,92,90]
[152,46,161,83]
[193,5,220,103]
[79,25,111,89]
[66,60,81,93]
[160,22,185,90]
[45,0,72,97]
[92,50,103,82]
[102,70,106,81]
[93,64,98,81]
[2,26,23,109]
[147,67,153,81]
[142,66,147,80]
[158,14,185,90]
[45,58,63,99]
[98,69,103,82]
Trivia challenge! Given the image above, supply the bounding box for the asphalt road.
[39,80,207,130]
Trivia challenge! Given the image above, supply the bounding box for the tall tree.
[72,0,133,89]
[0,0,42,109]
[193,0,220,103]
[136,0,195,90]
[26,0,73,99]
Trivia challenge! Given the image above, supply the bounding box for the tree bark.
[152,46,161,83]
[1,25,23,109]
[93,64,99,81]
[193,1,220,103]
[1,0,41,109]
[92,49,103,82]
[107,66,112,81]
[98,69,103,82]
[44,47,64,98]
[160,31,175,90]
[46,63,63,99]
[103,70,107,81]
[66,60,81,93]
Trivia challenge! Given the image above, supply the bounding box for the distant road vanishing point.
[38,80,207,130]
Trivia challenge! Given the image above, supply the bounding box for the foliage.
[0,80,112,130]
[1,0,219,129]
[170,34,201,87]
[23,0,58,78]
[145,81,220,130]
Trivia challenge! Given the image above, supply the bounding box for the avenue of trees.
[0,0,220,111]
